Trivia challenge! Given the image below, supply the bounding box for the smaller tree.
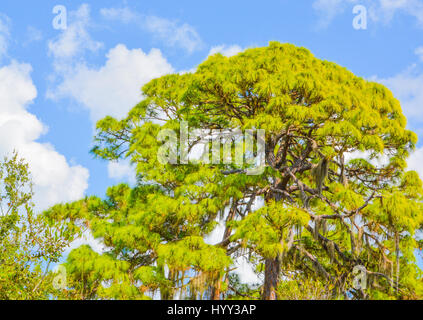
[45,183,233,300]
[0,152,72,299]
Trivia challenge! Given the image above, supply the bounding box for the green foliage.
[232,202,309,259]
[45,183,231,299]
[0,152,72,299]
[46,42,423,300]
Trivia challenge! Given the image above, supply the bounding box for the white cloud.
[408,147,423,178]
[108,159,136,184]
[48,4,102,64]
[204,201,263,286]
[206,222,260,285]
[373,65,423,123]
[377,0,423,25]
[234,256,261,285]
[371,58,423,178]
[0,61,89,211]
[345,150,391,169]
[204,215,226,246]
[50,44,174,122]
[208,44,243,57]
[101,7,203,53]
[65,229,108,255]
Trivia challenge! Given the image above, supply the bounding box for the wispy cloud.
[100,7,204,53]
[25,26,43,44]
[100,7,137,24]
[376,0,423,25]
[415,46,423,61]
[312,0,355,28]
[312,0,423,28]
[0,13,11,61]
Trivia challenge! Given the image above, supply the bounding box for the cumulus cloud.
[0,61,89,211]
[50,44,173,122]
[100,7,203,53]
[208,44,243,57]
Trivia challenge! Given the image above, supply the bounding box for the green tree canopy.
[47,42,423,300]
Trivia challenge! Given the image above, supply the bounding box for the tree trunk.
[262,256,281,300]
[262,186,284,300]
[211,280,221,300]
[395,231,400,293]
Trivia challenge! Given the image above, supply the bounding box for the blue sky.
[1,0,423,268]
